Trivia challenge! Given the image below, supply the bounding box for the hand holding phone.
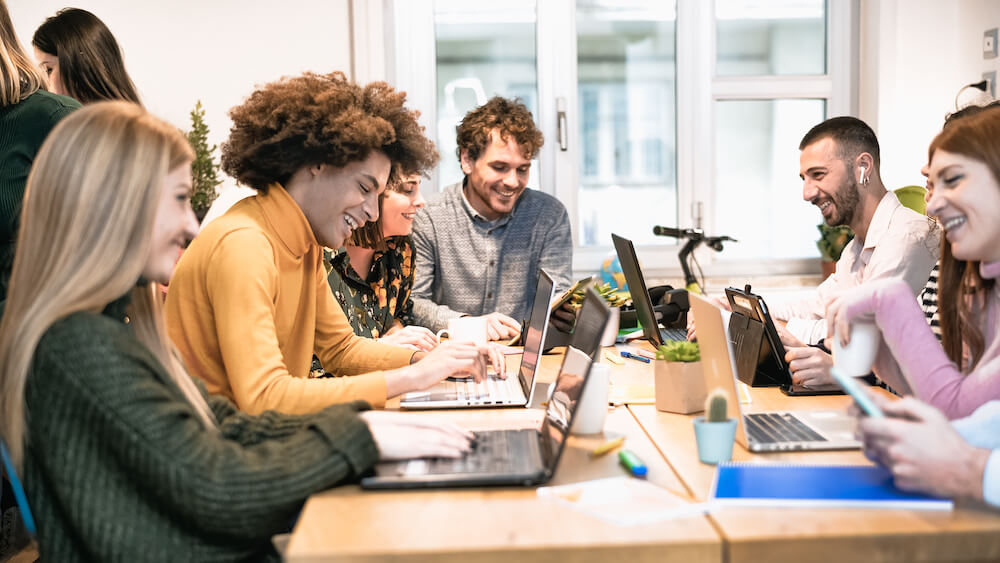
[831,367,884,418]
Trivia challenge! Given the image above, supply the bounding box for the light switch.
[985,28,998,59]
[984,71,997,98]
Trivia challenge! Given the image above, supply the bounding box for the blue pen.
[618,449,648,477]
[620,351,650,363]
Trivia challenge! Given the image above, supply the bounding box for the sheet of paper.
[537,477,708,526]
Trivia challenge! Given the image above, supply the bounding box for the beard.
[826,177,861,227]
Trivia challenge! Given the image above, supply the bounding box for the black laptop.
[611,233,687,346]
[360,288,611,489]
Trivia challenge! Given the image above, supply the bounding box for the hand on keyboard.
[361,411,473,460]
[408,340,488,390]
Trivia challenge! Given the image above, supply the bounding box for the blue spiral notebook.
[709,463,953,511]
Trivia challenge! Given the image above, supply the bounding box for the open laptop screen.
[539,288,610,466]
[517,269,556,398]
[611,233,661,347]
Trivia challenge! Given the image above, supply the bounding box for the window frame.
[379,0,858,279]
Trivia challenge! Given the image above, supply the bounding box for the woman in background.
[32,8,141,105]
[0,0,79,299]
[328,170,439,351]
[0,101,472,561]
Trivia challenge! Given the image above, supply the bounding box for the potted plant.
[568,281,629,345]
[692,388,738,465]
[653,341,706,414]
[816,223,854,279]
[186,100,222,223]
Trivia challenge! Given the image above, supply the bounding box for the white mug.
[832,321,881,377]
[570,363,610,435]
[436,316,488,346]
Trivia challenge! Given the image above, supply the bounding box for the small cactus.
[705,388,729,422]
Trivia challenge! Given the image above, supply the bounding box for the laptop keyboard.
[451,376,522,404]
[424,429,533,475]
[660,327,688,342]
[745,413,826,444]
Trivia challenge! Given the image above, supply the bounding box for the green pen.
[618,449,648,477]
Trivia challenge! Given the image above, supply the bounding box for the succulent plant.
[655,340,700,363]
[568,281,630,308]
[705,388,729,423]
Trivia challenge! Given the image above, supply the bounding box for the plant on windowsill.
[653,341,706,414]
[816,223,854,279]
[186,100,222,223]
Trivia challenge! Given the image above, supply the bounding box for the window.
[387,0,855,277]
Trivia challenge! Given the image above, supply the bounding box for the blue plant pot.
[693,417,737,465]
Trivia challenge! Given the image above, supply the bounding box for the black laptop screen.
[611,233,661,347]
[518,269,555,397]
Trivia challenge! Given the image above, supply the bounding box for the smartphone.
[831,367,884,417]
[549,275,596,314]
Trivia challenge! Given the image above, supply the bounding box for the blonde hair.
[0,0,46,106]
[0,101,216,468]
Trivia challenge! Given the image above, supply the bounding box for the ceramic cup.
[831,321,881,377]
[570,363,610,435]
[693,417,738,465]
[436,316,488,346]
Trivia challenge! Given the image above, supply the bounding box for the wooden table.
[630,389,1000,563]
[287,344,1000,562]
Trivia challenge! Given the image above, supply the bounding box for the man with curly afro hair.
[410,97,573,338]
[166,72,498,415]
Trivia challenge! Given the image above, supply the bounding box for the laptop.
[611,233,688,345]
[399,269,558,409]
[725,286,843,397]
[690,292,860,452]
[361,288,611,489]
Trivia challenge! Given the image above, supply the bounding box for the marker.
[618,449,648,477]
[620,351,650,364]
[625,346,657,360]
[590,436,625,457]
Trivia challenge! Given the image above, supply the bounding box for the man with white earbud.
[764,116,941,388]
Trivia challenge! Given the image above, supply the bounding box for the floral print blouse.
[327,236,416,339]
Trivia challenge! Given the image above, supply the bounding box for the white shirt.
[952,401,1000,507]
[769,191,941,344]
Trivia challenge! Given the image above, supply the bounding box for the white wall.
[860,0,1000,190]
[8,0,354,221]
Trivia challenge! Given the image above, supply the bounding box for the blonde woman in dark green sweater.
[0,102,473,561]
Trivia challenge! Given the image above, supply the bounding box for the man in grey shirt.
[411,97,573,339]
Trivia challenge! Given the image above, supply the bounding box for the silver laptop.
[361,289,610,489]
[690,293,860,452]
[399,269,557,409]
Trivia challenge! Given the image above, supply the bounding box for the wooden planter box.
[654,360,707,414]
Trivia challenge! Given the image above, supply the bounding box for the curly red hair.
[455,96,543,163]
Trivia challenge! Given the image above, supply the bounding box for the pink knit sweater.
[841,261,1000,419]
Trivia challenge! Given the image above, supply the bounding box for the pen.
[620,351,650,363]
[590,436,625,457]
[618,449,648,477]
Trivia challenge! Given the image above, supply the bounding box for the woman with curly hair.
[0,101,473,561]
[32,8,141,105]
[165,72,501,415]
[327,170,439,351]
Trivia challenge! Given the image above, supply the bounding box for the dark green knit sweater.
[0,90,79,300]
[22,296,379,561]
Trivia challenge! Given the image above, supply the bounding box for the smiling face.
[927,149,1000,263]
[461,129,531,221]
[381,174,426,238]
[800,137,861,228]
[297,151,390,249]
[143,163,199,284]
[33,46,64,96]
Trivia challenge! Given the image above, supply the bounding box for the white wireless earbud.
[858,165,867,185]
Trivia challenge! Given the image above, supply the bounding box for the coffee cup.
[832,321,881,377]
[570,363,610,435]
[436,316,488,346]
